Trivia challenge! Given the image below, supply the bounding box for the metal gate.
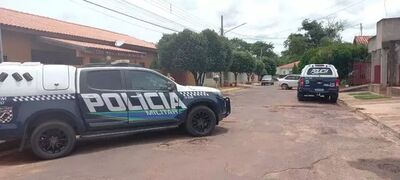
[374,65,381,84]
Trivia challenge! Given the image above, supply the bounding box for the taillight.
[335,78,340,87]
[299,77,305,87]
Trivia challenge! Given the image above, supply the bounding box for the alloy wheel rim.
[38,128,68,154]
[192,110,212,133]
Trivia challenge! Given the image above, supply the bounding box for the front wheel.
[185,106,217,137]
[30,121,76,160]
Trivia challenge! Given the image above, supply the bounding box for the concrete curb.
[338,99,400,139]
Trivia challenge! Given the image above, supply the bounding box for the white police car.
[0,62,230,159]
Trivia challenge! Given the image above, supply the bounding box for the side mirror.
[167,81,176,91]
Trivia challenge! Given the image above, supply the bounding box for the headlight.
[213,91,223,97]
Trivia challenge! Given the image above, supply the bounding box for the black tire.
[329,95,338,103]
[185,106,217,137]
[297,92,305,101]
[30,121,76,160]
[281,84,289,90]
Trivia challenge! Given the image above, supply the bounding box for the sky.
[1,0,400,54]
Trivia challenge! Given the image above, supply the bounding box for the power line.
[81,0,179,32]
[152,0,219,29]
[116,0,198,32]
[69,0,166,34]
[143,0,210,31]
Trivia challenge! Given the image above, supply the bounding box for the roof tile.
[0,8,156,49]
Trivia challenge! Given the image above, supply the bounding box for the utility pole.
[360,23,363,36]
[220,15,224,36]
[220,15,225,87]
[0,25,4,63]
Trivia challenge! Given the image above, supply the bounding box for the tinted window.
[285,76,299,80]
[307,68,333,75]
[85,70,123,91]
[126,70,169,90]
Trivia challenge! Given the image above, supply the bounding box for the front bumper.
[298,87,339,96]
[222,97,231,118]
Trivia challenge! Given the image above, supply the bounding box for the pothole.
[377,163,400,173]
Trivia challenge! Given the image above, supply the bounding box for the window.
[285,76,294,80]
[85,70,123,91]
[125,70,170,90]
[306,68,333,75]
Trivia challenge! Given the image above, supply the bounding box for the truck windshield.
[306,68,333,75]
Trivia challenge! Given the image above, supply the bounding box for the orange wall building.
[0,8,156,67]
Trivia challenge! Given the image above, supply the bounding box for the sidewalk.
[220,83,254,94]
[339,92,400,138]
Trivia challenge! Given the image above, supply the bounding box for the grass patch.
[349,92,386,100]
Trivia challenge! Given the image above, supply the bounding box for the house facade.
[351,36,372,85]
[276,61,299,75]
[0,8,156,67]
[368,18,400,96]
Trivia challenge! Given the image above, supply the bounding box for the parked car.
[277,74,300,90]
[261,75,274,86]
[297,64,339,102]
[0,62,231,159]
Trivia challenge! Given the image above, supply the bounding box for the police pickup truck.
[297,64,339,103]
[0,62,230,159]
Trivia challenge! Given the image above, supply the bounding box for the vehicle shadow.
[0,126,229,165]
[299,96,338,104]
[348,158,400,180]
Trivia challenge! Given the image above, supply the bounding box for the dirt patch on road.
[155,137,220,153]
[349,158,400,179]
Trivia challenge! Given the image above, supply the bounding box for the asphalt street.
[1,86,400,180]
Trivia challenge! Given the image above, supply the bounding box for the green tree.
[157,29,207,85]
[230,51,255,86]
[283,33,309,57]
[201,29,232,72]
[250,41,276,58]
[261,57,277,75]
[229,38,251,52]
[301,19,343,47]
[254,60,266,80]
[299,43,368,79]
[158,29,233,86]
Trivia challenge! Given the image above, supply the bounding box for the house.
[276,61,299,75]
[0,8,156,67]
[368,17,400,96]
[353,36,372,45]
[351,36,372,85]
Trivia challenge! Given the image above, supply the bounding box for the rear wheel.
[30,121,76,160]
[281,84,289,90]
[329,95,338,103]
[185,106,217,137]
[297,92,305,101]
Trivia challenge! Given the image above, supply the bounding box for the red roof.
[0,8,156,50]
[278,61,300,69]
[353,36,372,45]
[40,37,145,55]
